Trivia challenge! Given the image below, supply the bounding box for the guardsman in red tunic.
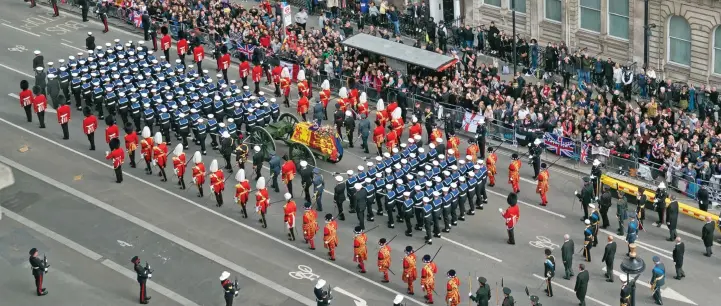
[152,132,169,182]
[323,214,338,261]
[421,254,437,304]
[280,67,291,107]
[105,138,125,183]
[271,65,282,97]
[353,226,368,273]
[349,87,359,109]
[537,163,550,206]
[252,64,263,95]
[104,116,119,149]
[57,97,71,139]
[386,130,398,152]
[337,87,349,112]
[82,107,99,150]
[445,269,461,306]
[319,80,331,120]
[508,154,522,193]
[191,151,206,197]
[209,159,225,207]
[220,50,231,82]
[430,128,443,146]
[160,26,172,60]
[31,84,47,128]
[409,116,422,139]
[172,144,187,189]
[192,43,204,75]
[373,122,385,156]
[19,80,33,122]
[234,169,251,218]
[448,133,461,159]
[386,100,398,116]
[123,122,138,168]
[239,60,251,87]
[357,92,369,117]
[281,155,297,196]
[297,95,309,121]
[402,246,418,294]
[297,70,309,98]
[140,126,154,175]
[390,108,404,143]
[375,99,388,128]
[377,238,392,283]
[283,193,297,241]
[303,202,319,250]
[256,177,270,228]
[486,147,498,187]
[176,34,188,66]
[500,193,520,245]
[466,138,479,164]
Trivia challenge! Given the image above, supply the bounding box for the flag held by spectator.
[543,133,575,158]
[238,43,255,59]
[462,111,482,134]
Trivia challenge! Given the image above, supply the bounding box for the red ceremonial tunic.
[210,170,225,193]
[284,200,297,228]
[320,89,331,108]
[83,115,98,135]
[124,131,138,152]
[153,143,168,168]
[235,180,251,204]
[353,233,368,261]
[537,170,549,194]
[486,153,498,175]
[256,188,270,213]
[220,54,230,70]
[377,245,391,272]
[508,160,521,184]
[32,95,47,113]
[192,162,206,185]
[373,126,385,145]
[106,148,125,169]
[402,254,417,282]
[357,102,368,116]
[503,205,520,229]
[466,144,479,163]
[239,61,250,78]
[173,152,186,178]
[281,77,291,96]
[57,104,70,124]
[281,160,296,184]
[252,65,263,83]
[161,35,172,51]
[297,80,309,97]
[302,210,318,239]
[193,45,204,63]
[297,96,309,115]
[323,220,338,249]
[446,278,461,306]
[421,262,437,291]
[409,123,422,139]
[141,137,154,162]
[271,66,282,84]
[19,89,32,107]
[176,38,188,56]
[105,124,119,144]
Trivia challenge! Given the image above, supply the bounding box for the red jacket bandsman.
[161,33,171,52]
[501,193,521,244]
[105,138,125,169]
[124,123,138,153]
[252,65,263,83]
[140,126,154,164]
[337,87,349,112]
[105,118,119,144]
[19,86,32,108]
[353,226,368,273]
[536,163,550,206]
[409,116,422,139]
[385,130,397,151]
[486,148,498,186]
[220,53,231,71]
[377,238,392,282]
[302,202,319,250]
[271,66,282,85]
[239,60,250,79]
[448,134,461,159]
[323,214,338,261]
[421,255,437,304]
[297,70,309,97]
[357,92,369,116]
[280,67,291,97]
[172,144,186,180]
[508,154,522,193]
[319,80,331,108]
[375,99,389,128]
[283,193,297,241]
[191,152,206,196]
[234,169,251,218]
[256,177,270,228]
[466,139,480,164]
[57,102,70,124]
[402,246,417,294]
[281,159,296,187]
[297,96,309,117]
[430,128,443,145]
[152,132,168,168]
[445,270,461,306]
[209,159,225,206]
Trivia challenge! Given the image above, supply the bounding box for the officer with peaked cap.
[469,276,491,306]
[575,176,594,221]
[252,145,263,180]
[219,271,237,306]
[393,294,404,306]
[501,287,513,306]
[354,183,368,230]
[333,175,346,220]
[35,66,47,96]
[314,279,331,305]
[28,247,49,296]
[33,50,44,69]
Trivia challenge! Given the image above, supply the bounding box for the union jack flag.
[133,14,143,28]
[237,43,255,59]
[543,133,576,158]
[580,143,591,164]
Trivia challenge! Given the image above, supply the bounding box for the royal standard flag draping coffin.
[290,122,343,162]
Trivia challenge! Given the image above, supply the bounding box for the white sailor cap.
[450,183,457,188]
[439,154,446,159]
[443,171,450,177]
[383,152,391,158]
[403,191,411,197]
[442,187,449,192]
[375,156,382,162]
[432,191,441,197]
[357,166,364,171]
[366,161,374,168]
[364,178,372,183]
[433,177,442,183]
[450,165,458,171]
[346,170,354,176]
[423,197,431,203]
[34,50,41,55]
[459,160,466,165]
[35,66,43,71]
[432,161,439,166]
[375,173,382,178]
[385,168,392,174]
[401,159,408,164]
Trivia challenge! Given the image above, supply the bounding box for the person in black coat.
[354,183,367,230]
[666,196,679,241]
[697,186,710,211]
[601,235,616,282]
[85,32,95,51]
[561,234,574,279]
[672,237,685,279]
[333,176,346,221]
[702,216,715,257]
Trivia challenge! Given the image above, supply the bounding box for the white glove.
[325,240,329,244]
[255,206,260,212]
[152,160,157,166]
[469,292,473,297]
[44,268,48,272]
[528,155,532,160]
[405,274,409,278]
[595,197,599,201]
[105,151,110,156]
[590,175,596,179]
[304,231,308,235]
[574,190,578,195]
[192,177,196,184]
[498,208,503,213]
[148,273,152,278]
[234,197,238,203]
[174,168,178,175]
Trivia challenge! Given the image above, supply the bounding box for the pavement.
[0,3,717,306]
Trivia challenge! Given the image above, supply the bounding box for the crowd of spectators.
[92,0,721,197]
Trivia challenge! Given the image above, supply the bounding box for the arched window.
[668,16,691,66]
[714,27,721,74]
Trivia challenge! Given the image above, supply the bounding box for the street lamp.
[620,243,646,306]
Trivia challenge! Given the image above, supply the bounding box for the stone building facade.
[461,0,721,85]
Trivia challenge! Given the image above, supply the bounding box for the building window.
[579,0,601,32]
[668,16,691,66]
[545,0,562,22]
[511,0,526,13]
[714,27,721,74]
[608,0,629,39]
[484,0,501,7]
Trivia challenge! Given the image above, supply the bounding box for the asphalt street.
[0,3,716,306]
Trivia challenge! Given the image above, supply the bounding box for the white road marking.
[116,240,133,247]
[61,42,85,52]
[0,120,425,305]
[440,237,503,262]
[61,38,74,43]
[1,209,200,306]
[531,273,611,306]
[598,229,673,261]
[2,23,41,37]
[601,267,696,305]
[0,162,15,191]
[1,64,32,77]
[486,188,566,218]
[0,155,315,306]
[334,287,368,306]
[101,259,200,306]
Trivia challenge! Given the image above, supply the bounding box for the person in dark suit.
[666,196,679,241]
[561,234,574,279]
[672,237,685,280]
[574,264,589,306]
[142,11,152,41]
[601,235,616,282]
[697,185,710,211]
[702,216,715,257]
[78,0,89,22]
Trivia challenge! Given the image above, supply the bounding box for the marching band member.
[284,193,297,241]
[323,213,338,261]
[234,169,251,218]
[209,159,225,207]
[256,177,270,228]
[303,202,319,250]
[152,132,168,182]
[172,144,186,189]
[353,226,368,273]
[140,126,154,175]
[192,151,206,197]
[508,153,521,193]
